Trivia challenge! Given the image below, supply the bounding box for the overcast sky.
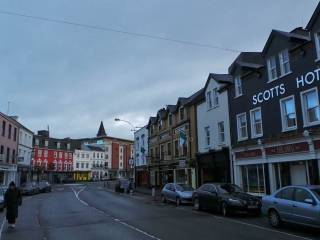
[0,0,318,140]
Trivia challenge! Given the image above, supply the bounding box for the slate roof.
[306,2,320,30]
[228,52,264,74]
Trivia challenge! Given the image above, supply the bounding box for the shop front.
[234,140,320,196]
[135,167,149,186]
[196,148,231,186]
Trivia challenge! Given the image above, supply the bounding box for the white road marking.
[0,216,5,240]
[212,216,313,240]
[71,186,162,240]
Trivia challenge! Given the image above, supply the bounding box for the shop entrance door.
[290,164,307,185]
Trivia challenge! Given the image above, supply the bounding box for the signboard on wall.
[265,142,309,156]
[235,149,262,160]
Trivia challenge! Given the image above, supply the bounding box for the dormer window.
[207,91,212,109]
[315,32,320,60]
[234,76,243,97]
[279,49,291,76]
[179,107,185,121]
[267,56,277,81]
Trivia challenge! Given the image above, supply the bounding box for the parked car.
[262,185,320,228]
[192,183,261,216]
[0,186,6,211]
[38,181,51,193]
[161,183,194,206]
[21,182,39,195]
[115,178,133,193]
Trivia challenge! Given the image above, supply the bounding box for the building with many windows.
[196,73,232,185]
[0,113,19,185]
[147,89,203,188]
[227,4,320,195]
[134,126,149,186]
[32,130,81,183]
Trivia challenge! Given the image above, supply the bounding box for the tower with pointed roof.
[97,121,107,137]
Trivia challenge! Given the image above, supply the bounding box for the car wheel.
[176,197,181,207]
[268,210,281,228]
[193,198,201,211]
[161,195,166,203]
[221,202,229,217]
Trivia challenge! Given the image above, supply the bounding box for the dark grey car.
[161,183,194,206]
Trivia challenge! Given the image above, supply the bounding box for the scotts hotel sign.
[253,68,320,105]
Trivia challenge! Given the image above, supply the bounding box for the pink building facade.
[0,113,19,185]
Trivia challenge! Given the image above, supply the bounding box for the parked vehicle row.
[21,181,51,195]
[161,182,320,229]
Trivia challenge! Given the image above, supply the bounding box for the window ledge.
[278,71,293,79]
[237,137,248,142]
[267,77,279,83]
[303,121,320,128]
[281,127,298,133]
[234,94,243,99]
[251,134,263,139]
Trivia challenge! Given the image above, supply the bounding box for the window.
[59,152,63,159]
[179,107,185,121]
[35,138,39,146]
[315,32,320,60]
[45,140,48,147]
[275,187,294,200]
[6,148,10,163]
[250,108,263,138]
[38,150,42,157]
[44,150,48,158]
[234,76,243,97]
[241,164,265,194]
[81,163,84,169]
[64,162,68,171]
[57,142,60,149]
[86,163,89,169]
[69,153,72,159]
[207,91,212,109]
[168,114,173,126]
[0,145,3,155]
[237,113,248,140]
[67,143,70,150]
[212,88,219,107]
[65,153,68,159]
[12,149,15,163]
[294,188,314,203]
[218,122,225,144]
[158,120,163,130]
[301,88,320,126]
[13,128,17,141]
[160,144,165,160]
[54,151,57,158]
[1,121,5,137]
[205,127,210,146]
[267,56,277,81]
[76,162,79,168]
[279,49,290,76]
[8,124,11,139]
[174,140,179,157]
[53,160,57,171]
[167,142,171,156]
[280,96,297,131]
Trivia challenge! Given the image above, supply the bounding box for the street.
[0,183,319,240]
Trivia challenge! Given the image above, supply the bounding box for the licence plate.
[248,206,258,209]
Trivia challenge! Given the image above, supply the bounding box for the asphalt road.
[1,183,319,240]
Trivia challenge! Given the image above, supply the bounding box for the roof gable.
[306,2,320,30]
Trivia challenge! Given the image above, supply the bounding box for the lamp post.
[114,118,142,186]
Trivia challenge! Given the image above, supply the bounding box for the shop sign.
[235,149,262,159]
[265,142,309,156]
[252,68,320,106]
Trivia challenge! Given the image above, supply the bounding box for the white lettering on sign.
[296,68,320,88]
[253,83,286,105]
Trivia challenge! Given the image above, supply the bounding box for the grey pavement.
[1,183,319,240]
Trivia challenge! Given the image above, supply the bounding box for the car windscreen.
[175,184,194,192]
[219,184,244,194]
[311,188,320,200]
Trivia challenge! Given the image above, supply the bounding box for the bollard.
[152,187,156,201]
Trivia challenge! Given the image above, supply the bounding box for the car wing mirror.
[304,198,316,205]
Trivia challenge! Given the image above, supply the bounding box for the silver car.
[262,185,320,228]
[161,183,194,206]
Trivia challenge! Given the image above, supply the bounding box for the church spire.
[97,121,107,137]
